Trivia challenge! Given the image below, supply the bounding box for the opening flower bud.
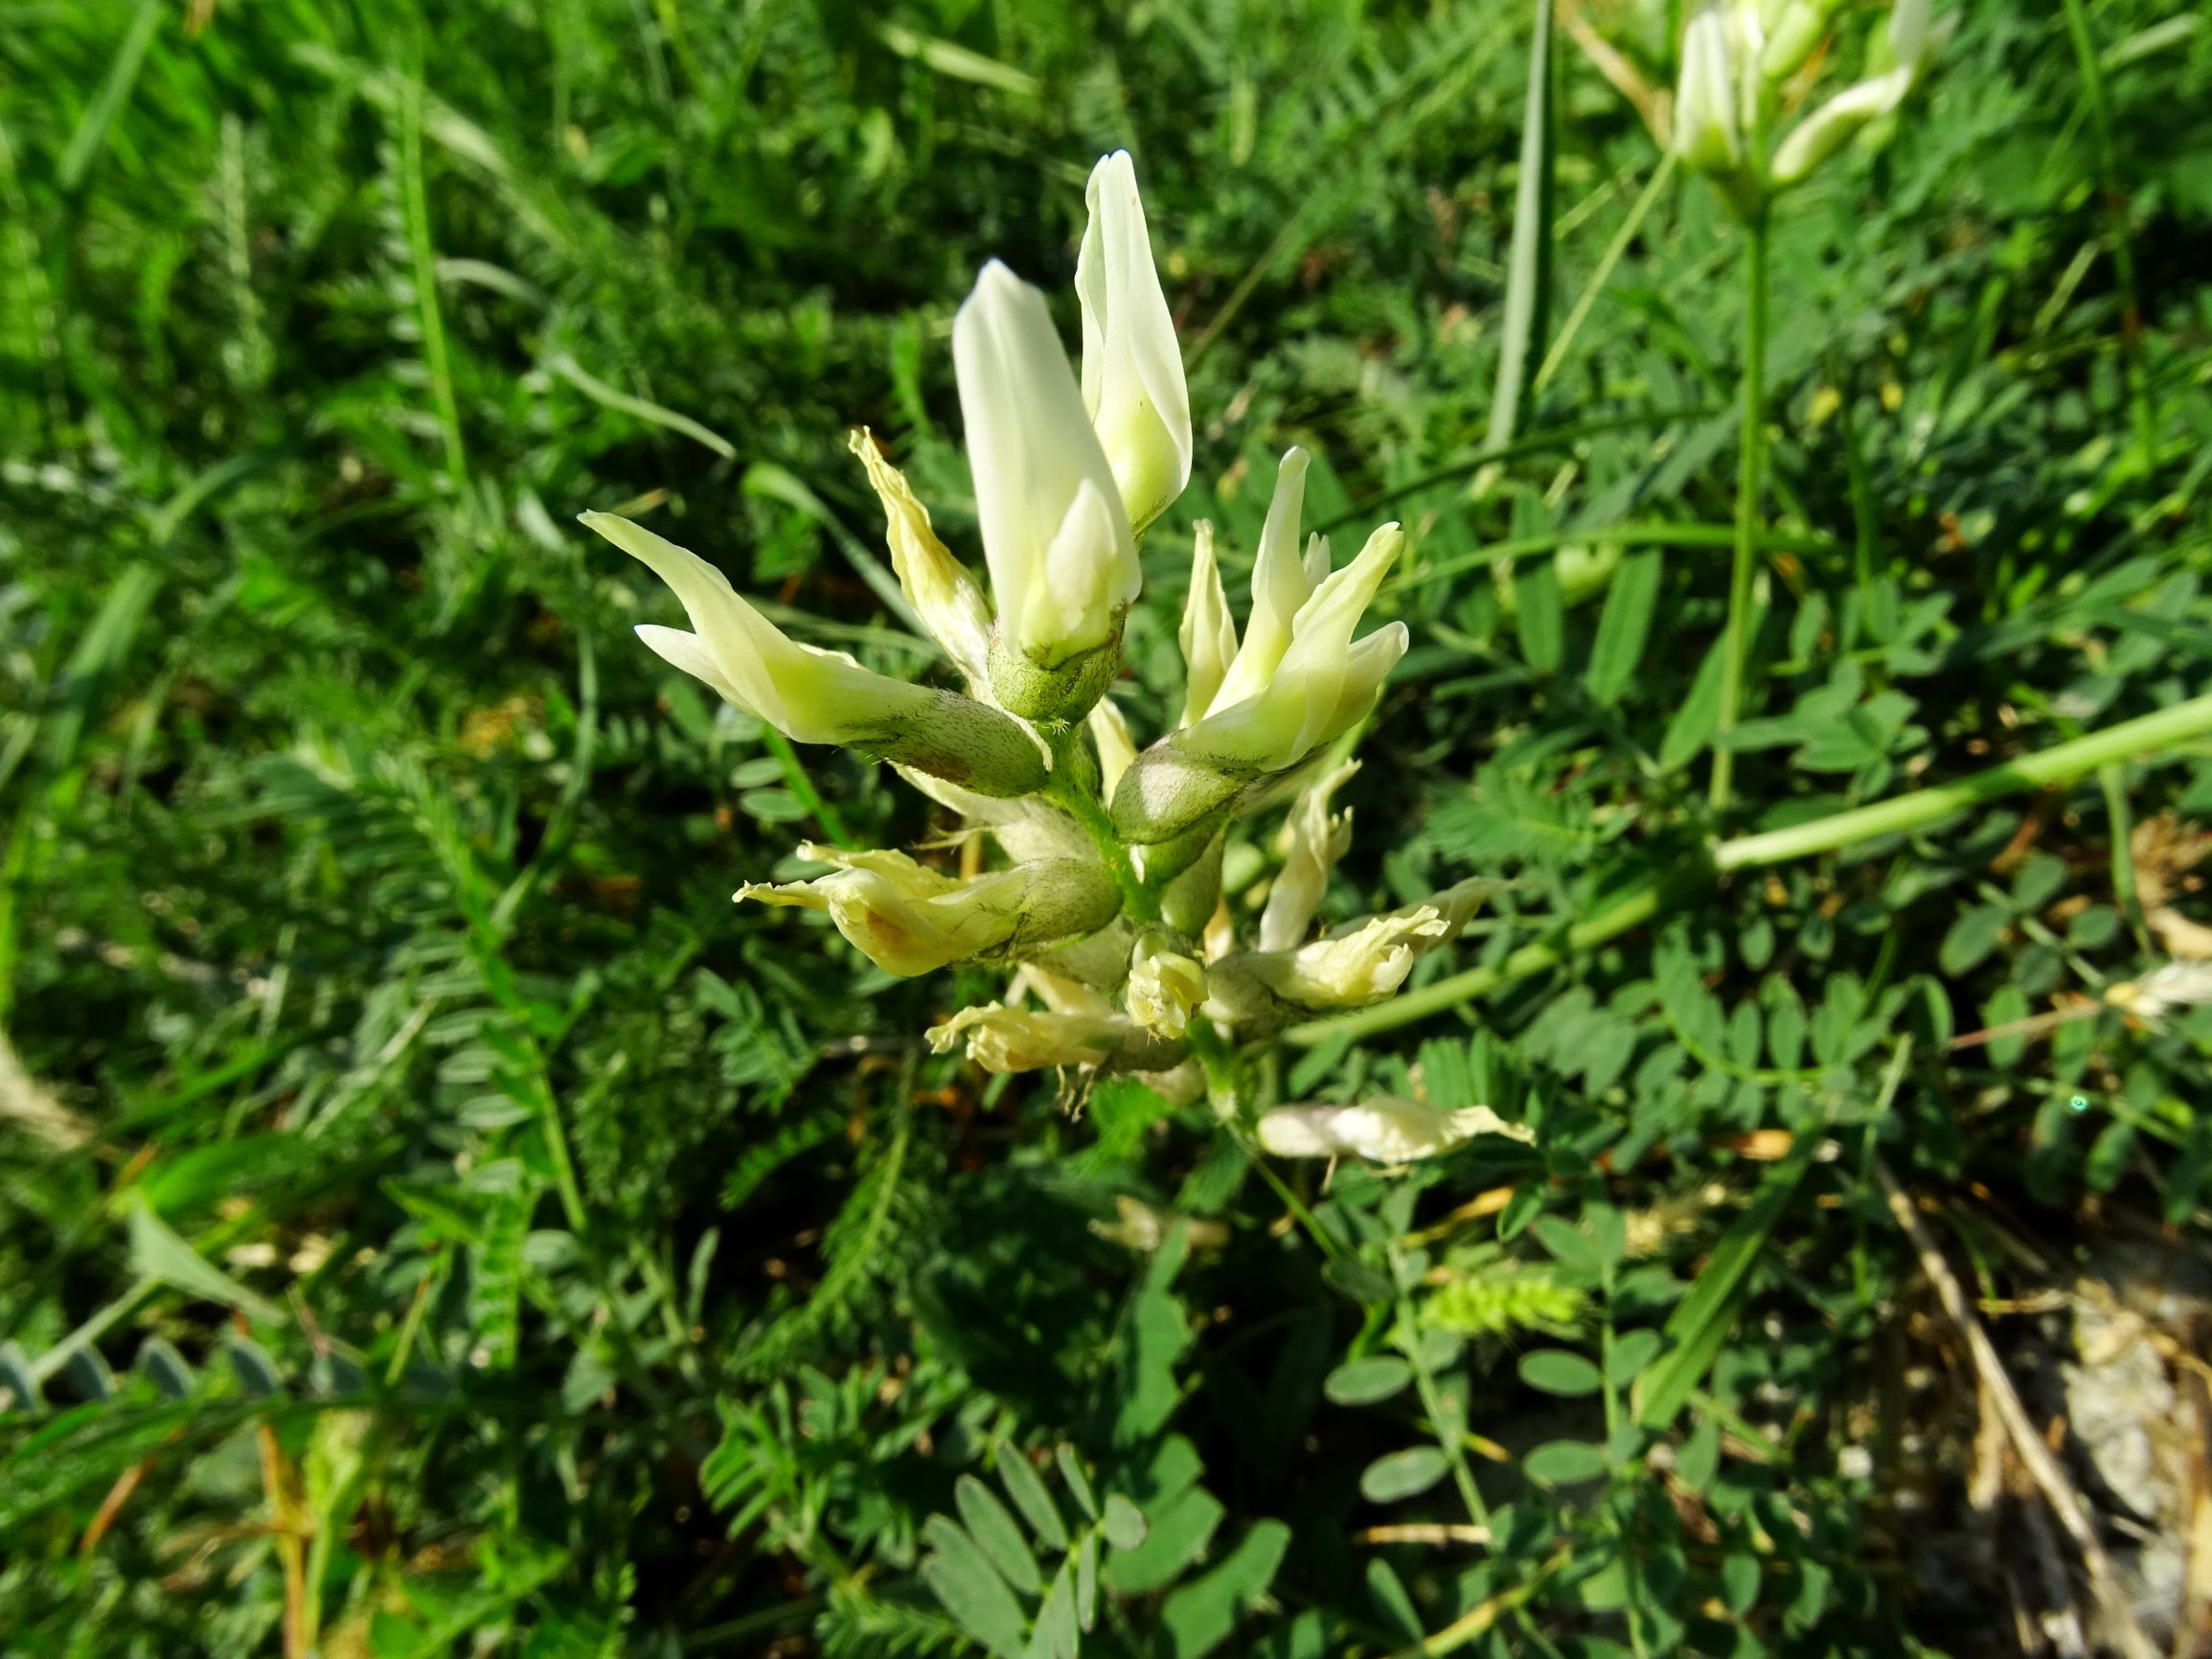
[1111,520,1407,844]
[1077,151,1193,537]
[1675,10,1746,183]
[583,511,1045,796]
[739,846,1118,978]
[955,260,1139,712]
[1127,930,1206,1038]
[1257,1099,1534,1163]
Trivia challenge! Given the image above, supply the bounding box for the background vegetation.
[6,0,2212,1654]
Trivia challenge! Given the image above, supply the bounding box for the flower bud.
[1256,1099,1534,1163]
[1177,522,1237,728]
[1258,761,1357,952]
[585,512,1047,796]
[1091,1194,1229,1252]
[927,1002,1135,1073]
[1675,10,1745,181]
[1127,929,1206,1038]
[1157,830,1224,938]
[1759,0,1841,81]
[1077,151,1192,537]
[1767,68,1905,186]
[1111,522,1407,844]
[739,844,1118,977]
[955,260,1138,716]
[1220,906,1447,1011]
[1768,0,1940,187]
[848,428,994,696]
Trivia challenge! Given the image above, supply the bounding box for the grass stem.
[1709,216,1769,816]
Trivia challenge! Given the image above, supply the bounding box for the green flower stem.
[1709,214,1770,816]
[2100,761,2152,955]
[1286,687,2212,1045]
[1393,1271,1490,1527]
[1711,690,2212,870]
[1044,727,1160,923]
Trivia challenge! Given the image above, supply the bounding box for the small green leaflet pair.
[922,1438,1291,1659]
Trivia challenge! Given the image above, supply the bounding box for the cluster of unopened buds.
[582,153,1516,1168]
[1672,0,1947,215]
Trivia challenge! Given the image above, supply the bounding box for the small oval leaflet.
[1358,1445,1451,1504]
[1324,1354,1413,1406]
[1522,1439,1609,1486]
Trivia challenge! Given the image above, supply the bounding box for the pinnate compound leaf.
[997,1451,1069,1552]
[1159,1519,1291,1659]
[1103,1487,1221,1595]
[922,1515,1029,1659]
[957,1473,1042,1595]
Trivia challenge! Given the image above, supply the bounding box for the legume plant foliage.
[6,2,2212,1656]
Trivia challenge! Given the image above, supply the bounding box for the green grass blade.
[1631,1139,1815,1431]
[1484,0,1557,450]
[57,0,165,193]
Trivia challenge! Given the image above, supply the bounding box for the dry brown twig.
[1877,1159,2158,1659]
[1355,1523,1491,1547]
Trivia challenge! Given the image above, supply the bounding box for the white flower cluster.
[583,153,1504,1163]
[1674,0,1947,215]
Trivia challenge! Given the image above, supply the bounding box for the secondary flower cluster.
[1673,0,1946,216]
[583,154,1498,1161]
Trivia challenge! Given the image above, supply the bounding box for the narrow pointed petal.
[1110,522,1405,844]
[1127,929,1206,1038]
[1176,521,1238,728]
[849,428,995,694]
[1258,761,1358,952]
[1087,694,1137,797]
[1209,447,1312,715]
